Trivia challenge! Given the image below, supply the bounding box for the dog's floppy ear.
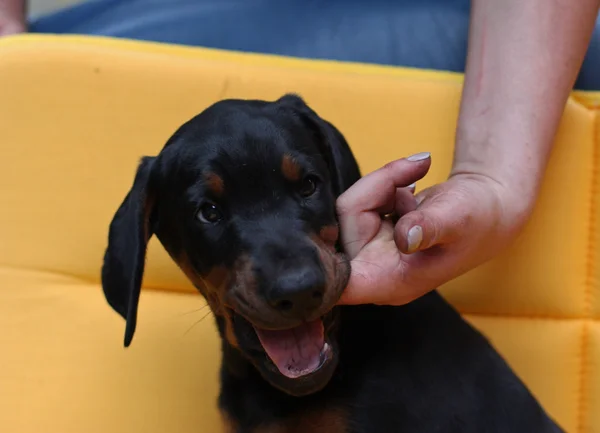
[101,156,156,347]
[310,114,362,196]
[278,94,361,196]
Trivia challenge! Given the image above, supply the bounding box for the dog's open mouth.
[253,319,331,379]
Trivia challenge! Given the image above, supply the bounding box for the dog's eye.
[298,175,318,197]
[197,202,223,224]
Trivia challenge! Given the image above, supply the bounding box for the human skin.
[0,0,26,36]
[338,0,600,306]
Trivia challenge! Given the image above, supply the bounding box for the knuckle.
[382,160,399,171]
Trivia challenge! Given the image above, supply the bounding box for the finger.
[394,187,418,217]
[340,211,383,258]
[394,199,467,254]
[337,154,431,257]
[337,153,431,216]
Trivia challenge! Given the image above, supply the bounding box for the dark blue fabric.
[29,0,600,90]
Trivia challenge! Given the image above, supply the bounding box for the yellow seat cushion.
[0,34,599,432]
[0,268,221,433]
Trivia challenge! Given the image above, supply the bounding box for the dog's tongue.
[254,320,325,379]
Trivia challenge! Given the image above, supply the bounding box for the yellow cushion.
[0,34,598,432]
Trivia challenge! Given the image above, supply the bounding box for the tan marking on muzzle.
[319,224,340,251]
[176,253,209,292]
[232,254,260,305]
[309,229,345,308]
[176,253,229,311]
[177,253,239,347]
[223,309,239,348]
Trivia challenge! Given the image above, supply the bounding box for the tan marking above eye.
[204,172,225,196]
[281,153,301,182]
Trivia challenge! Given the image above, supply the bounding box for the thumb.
[394,197,463,254]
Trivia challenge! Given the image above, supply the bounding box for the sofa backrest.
[1,35,599,432]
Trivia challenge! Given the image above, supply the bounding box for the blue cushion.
[29,0,600,90]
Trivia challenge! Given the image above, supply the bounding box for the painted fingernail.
[407,225,423,253]
[407,152,431,162]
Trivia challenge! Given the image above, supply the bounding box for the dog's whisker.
[183,310,214,336]
[178,304,210,317]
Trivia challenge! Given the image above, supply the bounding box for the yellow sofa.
[1,35,598,433]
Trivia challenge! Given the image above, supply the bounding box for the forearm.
[0,0,26,31]
[453,0,600,204]
[0,0,26,18]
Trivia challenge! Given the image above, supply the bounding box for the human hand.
[337,153,528,306]
[0,0,26,37]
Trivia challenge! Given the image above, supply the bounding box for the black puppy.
[102,94,563,432]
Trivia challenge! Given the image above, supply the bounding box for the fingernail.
[407,152,431,162]
[407,225,423,253]
[407,182,416,191]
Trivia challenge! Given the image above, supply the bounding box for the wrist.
[446,169,538,247]
[451,123,552,197]
[449,136,547,231]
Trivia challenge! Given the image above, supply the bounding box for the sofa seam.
[577,107,599,433]
[578,322,591,433]
[0,262,597,320]
[0,263,93,284]
[460,311,596,321]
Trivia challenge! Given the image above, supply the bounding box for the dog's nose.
[267,267,325,317]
